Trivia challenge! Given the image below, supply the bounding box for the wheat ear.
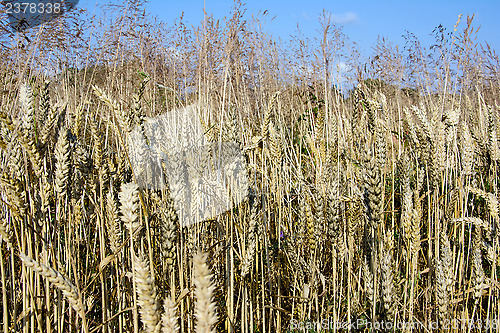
[18,83,42,177]
[19,253,85,317]
[162,297,179,333]
[240,195,261,278]
[436,231,454,322]
[54,126,70,200]
[193,250,218,333]
[119,182,141,237]
[133,252,161,333]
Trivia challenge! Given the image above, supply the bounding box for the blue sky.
[137,0,499,57]
[74,0,499,62]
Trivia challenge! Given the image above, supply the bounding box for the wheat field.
[0,1,499,332]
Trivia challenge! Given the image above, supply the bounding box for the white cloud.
[332,12,359,25]
[335,61,350,73]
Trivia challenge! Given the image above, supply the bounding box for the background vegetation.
[0,0,499,331]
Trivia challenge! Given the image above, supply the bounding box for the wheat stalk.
[106,189,122,254]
